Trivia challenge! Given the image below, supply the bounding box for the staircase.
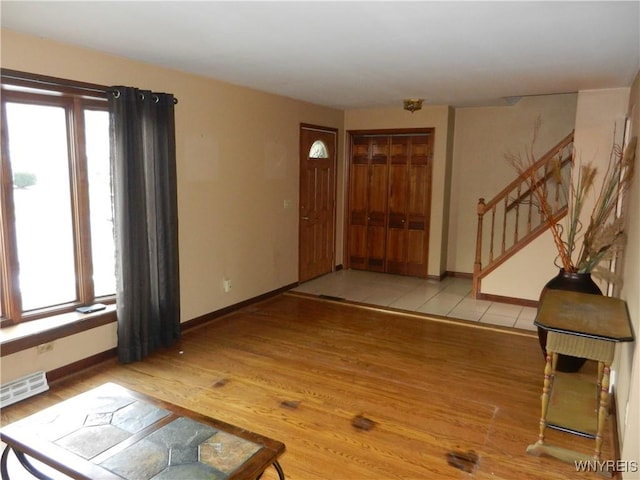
[472,131,574,298]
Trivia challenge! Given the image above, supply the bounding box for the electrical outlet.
[36,342,54,354]
[223,278,232,293]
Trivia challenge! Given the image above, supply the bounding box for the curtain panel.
[108,87,180,363]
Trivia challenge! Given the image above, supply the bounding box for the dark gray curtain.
[108,87,180,364]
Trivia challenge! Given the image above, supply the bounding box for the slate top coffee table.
[0,382,285,480]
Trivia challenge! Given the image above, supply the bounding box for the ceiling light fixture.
[403,98,423,113]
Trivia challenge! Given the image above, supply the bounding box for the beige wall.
[1,323,118,382]
[343,106,455,276]
[571,87,637,474]
[1,29,344,382]
[449,93,578,289]
[482,91,632,300]
[619,73,640,479]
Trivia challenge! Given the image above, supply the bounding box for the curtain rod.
[1,68,109,95]
[1,68,179,103]
[109,87,178,105]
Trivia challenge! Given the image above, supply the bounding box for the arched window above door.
[309,140,329,159]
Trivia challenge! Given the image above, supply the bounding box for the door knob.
[302,216,309,220]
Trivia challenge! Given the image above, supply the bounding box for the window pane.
[85,109,116,297]
[309,140,329,159]
[6,102,77,310]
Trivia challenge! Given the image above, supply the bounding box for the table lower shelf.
[547,372,599,438]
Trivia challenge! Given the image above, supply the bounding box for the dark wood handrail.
[478,131,574,215]
[505,154,572,213]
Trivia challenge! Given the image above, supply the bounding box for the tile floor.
[291,269,538,332]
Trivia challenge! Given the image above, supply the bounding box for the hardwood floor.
[1,294,616,479]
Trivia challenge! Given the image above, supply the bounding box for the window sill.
[0,305,117,357]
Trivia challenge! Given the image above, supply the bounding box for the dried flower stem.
[505,119,636,284]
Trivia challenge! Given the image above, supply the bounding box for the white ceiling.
[2,1,639,109]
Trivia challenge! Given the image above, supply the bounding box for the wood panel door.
[366,137,390,272]
[347,130,433,278]
[299,125,337,282]
[347,136,370,270]
[386,136,410,275]
[404,135,432,277]
[347,136,389,272]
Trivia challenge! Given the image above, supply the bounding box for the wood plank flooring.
[1,293,616,479]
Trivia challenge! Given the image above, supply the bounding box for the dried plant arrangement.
[505,119,636,286]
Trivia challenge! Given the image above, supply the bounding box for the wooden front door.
[299,125,337,282]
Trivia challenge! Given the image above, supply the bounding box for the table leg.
[538,352,556,444]
[527,351,555,455]
[597,361,605,397]
[273,460,285,479]
[0,445,53,480]
[255,460,285,480]
[1,445,10,480]
[551,351,558,373]
[595,364,610,461]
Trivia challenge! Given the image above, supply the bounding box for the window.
[1,71,115,325]
[309,140,329,159]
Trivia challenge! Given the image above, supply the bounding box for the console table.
[526,289,634,477]
[0,382,285,479]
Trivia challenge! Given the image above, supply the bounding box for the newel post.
[472,198,485,298]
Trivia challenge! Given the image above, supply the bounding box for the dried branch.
[505,119,636,285]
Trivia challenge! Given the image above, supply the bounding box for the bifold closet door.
[405,135,431,277]
[386,136,409,275]
[348,131,432,278]
[347,136,389,272]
